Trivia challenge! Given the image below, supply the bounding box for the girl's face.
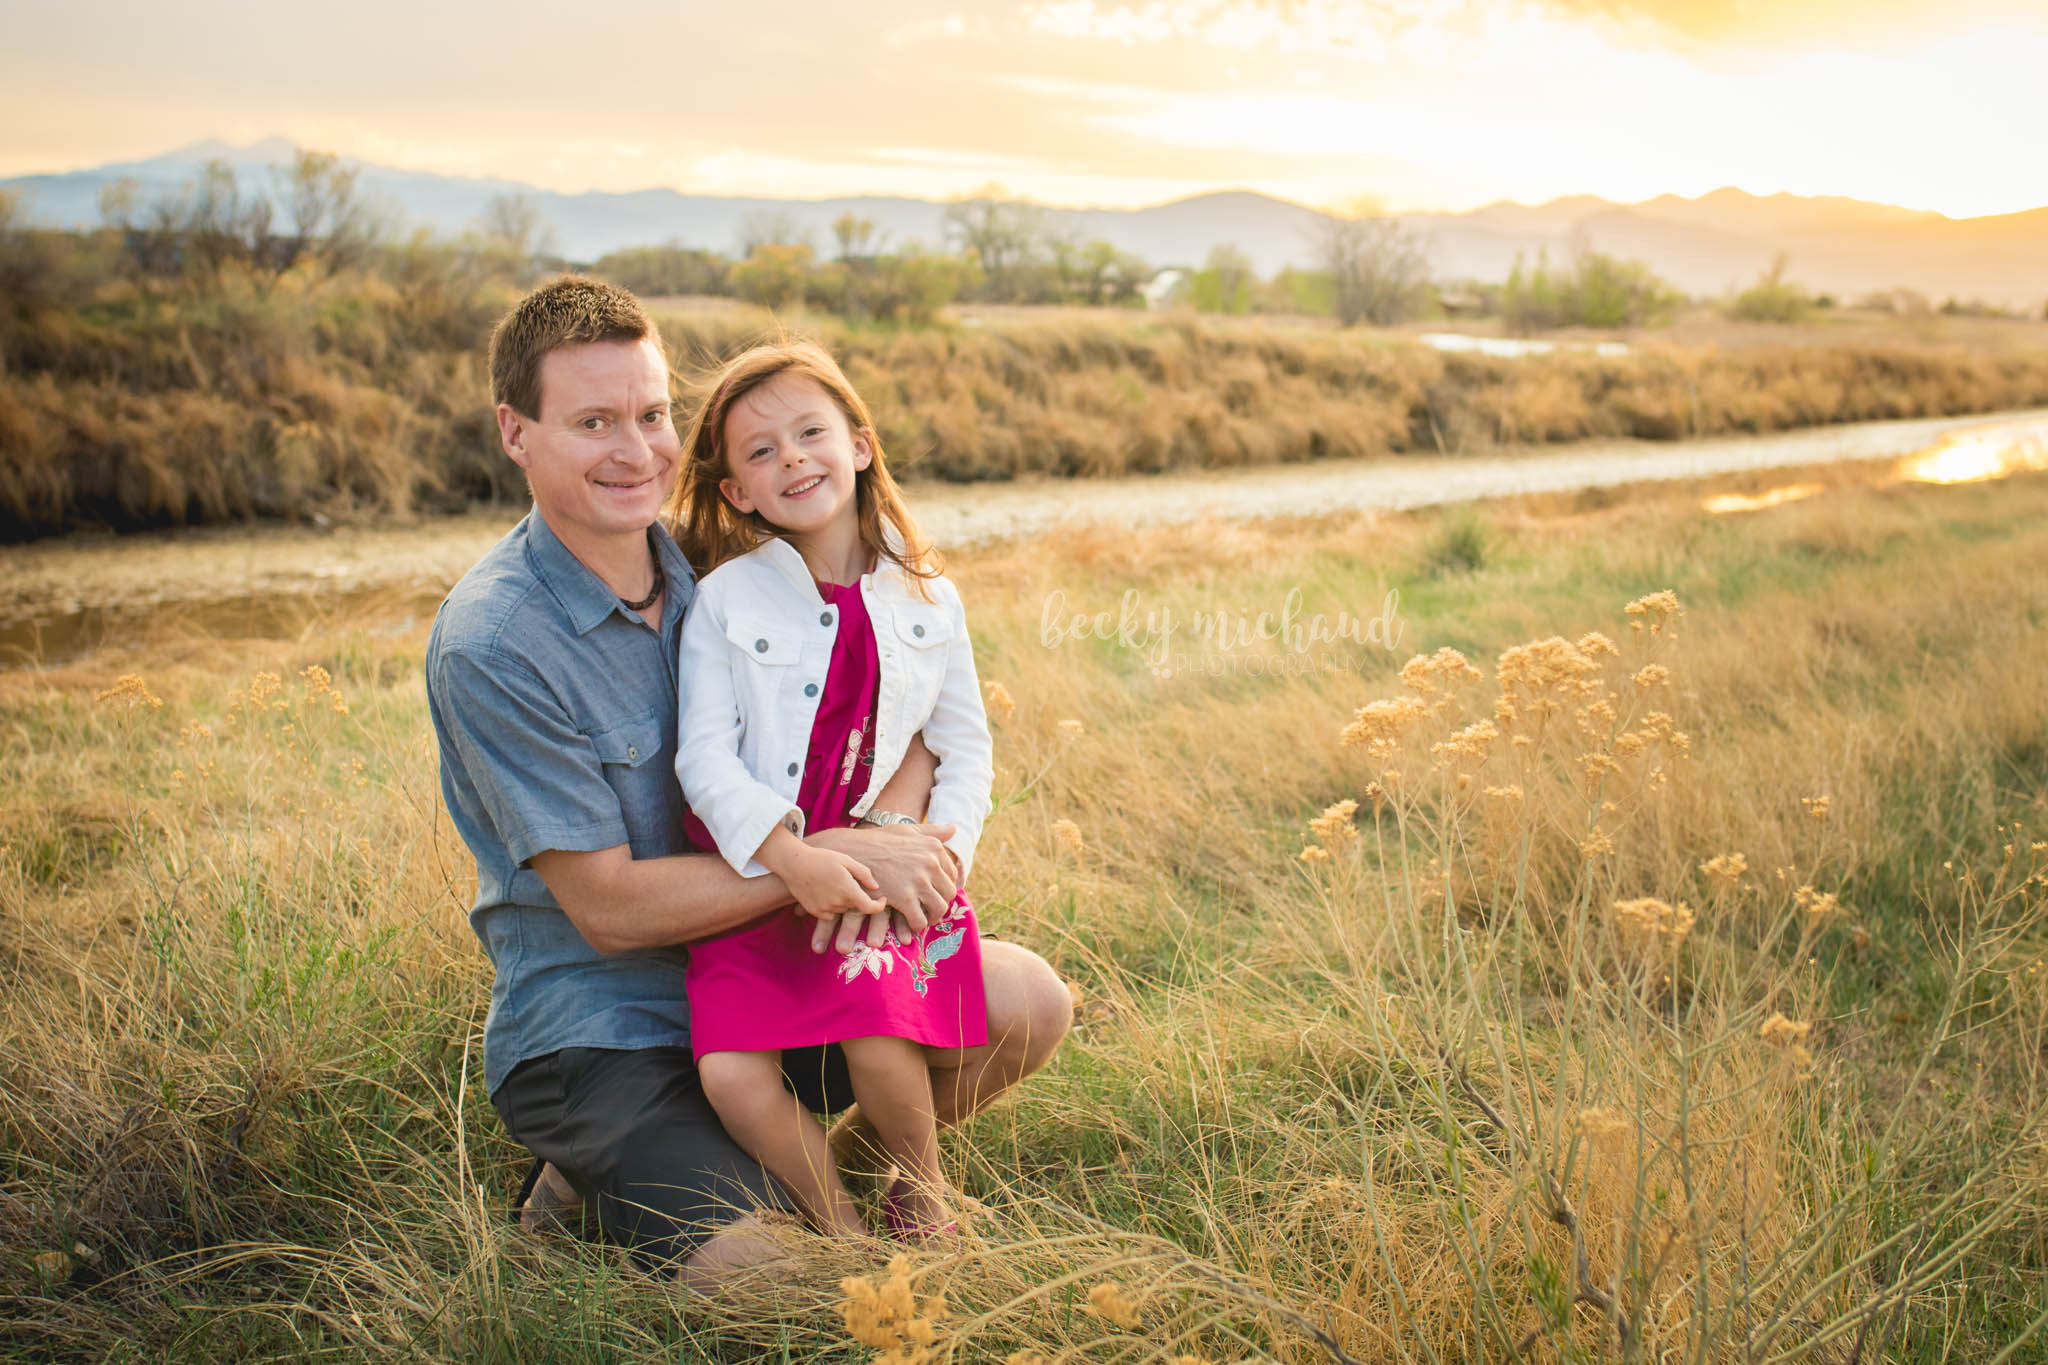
[717,372,871,538]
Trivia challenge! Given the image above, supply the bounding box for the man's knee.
[984,942,1073,1069]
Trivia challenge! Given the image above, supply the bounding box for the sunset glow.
[1,1,2043,216]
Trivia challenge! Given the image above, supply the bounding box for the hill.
[5,139,2047,306]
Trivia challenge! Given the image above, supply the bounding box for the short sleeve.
[431,645,630,867]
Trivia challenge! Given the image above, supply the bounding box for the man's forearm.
[531,845,793,955]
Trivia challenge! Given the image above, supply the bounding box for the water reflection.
[1893,418,2048,485]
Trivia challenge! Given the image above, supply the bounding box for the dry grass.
[2,469,2047,1360]
[6,271,2048,538]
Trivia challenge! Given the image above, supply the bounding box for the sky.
[2,0,2043,217]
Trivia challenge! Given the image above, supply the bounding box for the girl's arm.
[918,578,997,882]
[674,582,801,877]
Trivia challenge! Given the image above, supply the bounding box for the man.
[426,276,1071,1285]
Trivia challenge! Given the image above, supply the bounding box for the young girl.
[668,340,992,1240]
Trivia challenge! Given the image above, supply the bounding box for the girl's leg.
[838,1034,951,1233]
[696,1048,865,1236]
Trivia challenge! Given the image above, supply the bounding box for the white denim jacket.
[674,535,993,882]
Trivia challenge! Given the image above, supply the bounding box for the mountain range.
[7,138,2046,307]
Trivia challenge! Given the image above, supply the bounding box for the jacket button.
[804,683,819,697]
[912,623,925,637]
[787,762,799,777]
[820,611,833,627]
[754,638,769,653]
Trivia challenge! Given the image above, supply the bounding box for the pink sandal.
[880,1181,958,1241]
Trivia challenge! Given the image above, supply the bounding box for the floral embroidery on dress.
[836,894,971,996]
[837,942,896,984]
[839,726,864,788]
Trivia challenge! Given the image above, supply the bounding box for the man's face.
[496,338,679,551]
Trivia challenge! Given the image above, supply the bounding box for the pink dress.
[682,579,988,1060]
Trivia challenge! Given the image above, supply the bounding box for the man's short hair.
[489,276,660,420]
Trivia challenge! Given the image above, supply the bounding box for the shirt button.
[804,683,819,697]
[627,746,638,760]
[819,611,834,627]
[912,624,925,637]
[754,638,769,653]
[787,762,799,777]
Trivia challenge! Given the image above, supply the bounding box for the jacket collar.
[526,510,697,637]
[751,526,912,603]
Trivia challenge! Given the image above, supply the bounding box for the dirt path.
[5,407,2045,665]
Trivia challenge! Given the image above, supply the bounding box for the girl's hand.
[778,845,887,921]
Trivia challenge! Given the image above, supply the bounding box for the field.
[3,463,2047,1361]
[8,250,2048,538]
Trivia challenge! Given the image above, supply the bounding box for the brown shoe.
[516,1161,583,1235]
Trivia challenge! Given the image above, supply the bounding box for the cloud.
[1527,0,2041,47]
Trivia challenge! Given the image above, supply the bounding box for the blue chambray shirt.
[426,510,700,1095]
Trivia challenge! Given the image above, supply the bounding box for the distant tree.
[1568,246,1681,328]
[1190,244,1257,315]
[96,177,140,232]
[733,243,814,311]
[739,211,811,256]
[940,186,1043,301]
[1725,253,1813,323]
[1314,208,1430,326]
[591,244,730,298]
[1502,246,1679,332]
[478,193,555,264]
[274,149,376,275]
[831,212,878,262]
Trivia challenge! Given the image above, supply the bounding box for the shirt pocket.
[888,602,952,721]
[587,712,673,853]
[723,612,804,739]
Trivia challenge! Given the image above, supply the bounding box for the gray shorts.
[493,1044,857,1268]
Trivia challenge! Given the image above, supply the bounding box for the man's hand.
[808,822,957,945]
[809,907,912,956]
[754,826,886,920]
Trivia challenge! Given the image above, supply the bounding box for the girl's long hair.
[665,339,940,599]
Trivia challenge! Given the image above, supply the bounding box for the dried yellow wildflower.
[1612,897,1696,951]
[1794,885,1843,923]
[1399,647,1484,695]
[1577,631,1621,660]
[840,1256,949,1355]
[1580,752,1623,784]
[245,672,282,711]
[1051,819,1085,854]
[1581,827,1616,860]
[1497,637,1604,709]
[1299,845,1332,865]
[1431,719,1499,766]
[95,673,163,710]
[1624,590,1683,635]
[983,681,1016,722]
[1484,784,1524,803]
[1309,799,1360,847]
[1006,1353,1052,1365]
[1633,664,1671,692]
[1363,780,1388,817]
[1339,695,1430,753]
[1700,852,1748,885]
[1087,1281,1143,1330]
[1803,794,1830,821]
[1057,718,1084,737]
[1759,1013,1812,1047]
[176,721,213,747]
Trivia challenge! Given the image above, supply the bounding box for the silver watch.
[859,808,920,828]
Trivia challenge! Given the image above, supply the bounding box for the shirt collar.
[525,510,697,637]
